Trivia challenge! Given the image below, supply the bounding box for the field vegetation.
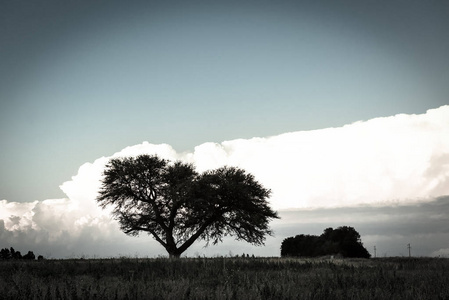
[0,256,447,299]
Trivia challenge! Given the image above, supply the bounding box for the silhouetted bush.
[0,248,11,260]
[23,251,36,260]
[0,248,40,260]
[281,226,371,258]
[9,247,23,259]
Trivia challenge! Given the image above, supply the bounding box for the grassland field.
[0,256,448,299]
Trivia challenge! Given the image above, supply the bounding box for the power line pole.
[374,246,376,258]
[407,243,411,257]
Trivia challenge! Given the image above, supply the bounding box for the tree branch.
[127,226,167,248]
[176,217,216,254]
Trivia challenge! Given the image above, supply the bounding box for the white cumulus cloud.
[1,105,448,257]
[191,105,449,209]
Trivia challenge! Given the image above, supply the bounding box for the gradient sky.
[1,1,449,258]
[2,0,448,202]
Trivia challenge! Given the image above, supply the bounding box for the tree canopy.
[97,154,279,257]
[0,248,38,260]
[281,226,371,258]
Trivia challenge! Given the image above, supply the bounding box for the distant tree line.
[281,226,371,258]
[0,247,43,260]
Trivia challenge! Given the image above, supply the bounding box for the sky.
[1,0,449,258]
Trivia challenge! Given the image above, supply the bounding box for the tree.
[97,154,279,258]
[10,247,22,259]
[23,251,35,260]
[0,248,11,260]
[281,226,371,258]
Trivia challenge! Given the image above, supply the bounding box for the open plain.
[0,257,447,299]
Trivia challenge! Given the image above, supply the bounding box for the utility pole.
[407,243,411,257]
[374,246,376,258]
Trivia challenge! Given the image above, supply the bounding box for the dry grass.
[0,256,447,299]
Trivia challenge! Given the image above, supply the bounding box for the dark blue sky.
[1,0,449,202]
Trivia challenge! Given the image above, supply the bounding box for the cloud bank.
[1,105,448,257]
[63,105,449,210]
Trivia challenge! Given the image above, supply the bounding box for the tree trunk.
[166,242,182,258]
[168,252,181,259]
[164,218,215,258]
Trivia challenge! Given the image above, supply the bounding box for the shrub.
[281,226,371,258]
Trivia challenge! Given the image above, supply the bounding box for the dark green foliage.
[281,226,371,258]
[97,154,278,257]
[0,257,447,299]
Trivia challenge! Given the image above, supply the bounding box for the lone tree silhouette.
[97,154,279,258]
